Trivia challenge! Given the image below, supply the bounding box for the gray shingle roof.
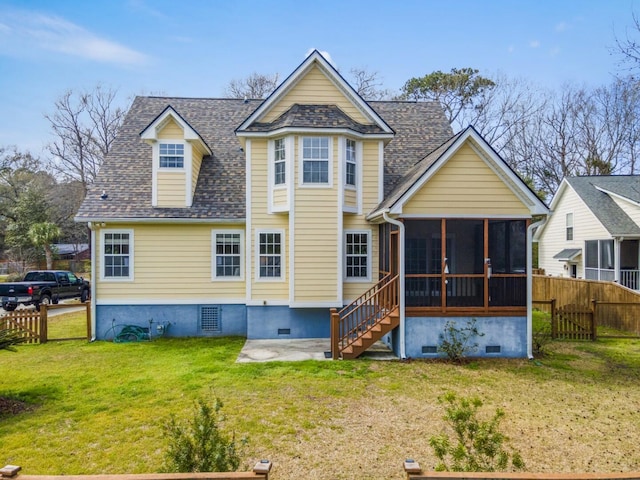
[76,96,452,221]
[566,176,640,236]
[242,104,388,134]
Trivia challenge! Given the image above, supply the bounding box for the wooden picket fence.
[533,276,640,336]
[0,303,91,343]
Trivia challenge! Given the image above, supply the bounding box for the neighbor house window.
[274,138,286,185]
[258,231,283,279]
[345,139,356,187]
[345,231,370,280]
[302,137,329,184]
[212,231,243,279]
[566,213,574,241]
[159,143,184,168]
[102,231,133,280]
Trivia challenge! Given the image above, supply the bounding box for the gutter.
[527,219,546,359]
[88,222,97,342]
[383,211,406,360]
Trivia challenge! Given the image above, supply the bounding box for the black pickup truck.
[0,270,90,312]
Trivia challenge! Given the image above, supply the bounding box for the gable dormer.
[236,50,394,214]
[140,106,211,208]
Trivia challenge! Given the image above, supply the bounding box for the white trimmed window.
[212,230,243,280]
[345,138,356,187]
[258,231,283,279]
[159,143,184,168]
[102,230,133,280]
[345,231,370,281]
[302,137,330,184]
[274,138,286,185]
[566,213,574,241]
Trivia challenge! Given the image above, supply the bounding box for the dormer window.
[274,138,286,185]
[159,143,184,168]
[345,139,356,187]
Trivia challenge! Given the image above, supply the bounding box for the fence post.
[40,305,48,344]
[591,299,597,341]
[330,308,339,360]
[550,298,557,339]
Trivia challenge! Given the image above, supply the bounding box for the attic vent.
[422,346,438,354]
[486,345,501,354]
[200,306,221,332]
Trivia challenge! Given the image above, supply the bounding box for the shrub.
[429,392,525,472]
[438,319,484,363]
[0,328,27,352]
[162,396,245,472]
[532,319,552,356]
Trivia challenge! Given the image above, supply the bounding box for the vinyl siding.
[191,145,204,198]
[263,65,369,124]
[250,139,290,300]
[96,224,246,300]
[157,118,183,138]
[157,172,185,207]
[403,144,530,216]
[538,185,610,278]
[344,188,357,209]
[273,187,288,208]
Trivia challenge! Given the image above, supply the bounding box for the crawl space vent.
[278,328,291,335]
[200,306,221,332]
[422,345,438,354]
[486,345,501,354]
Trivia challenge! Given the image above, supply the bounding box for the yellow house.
[76,50,548,359]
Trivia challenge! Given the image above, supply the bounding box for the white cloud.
[0,8,149,66]
[305,48,335,66]
[507,45,515,54]
[555,21,569,32]
[529,40,541,48]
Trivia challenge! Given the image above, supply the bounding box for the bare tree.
[348,68,393,100]
[224,73,280,99]
[615,11,640,72]
[45,85,126,193]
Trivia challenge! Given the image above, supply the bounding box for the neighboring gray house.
[536,176,640,290]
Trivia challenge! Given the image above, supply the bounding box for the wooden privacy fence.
[533,276,640,336]
[533,299,595,340]
[0,464,272,480]
[0,303,91,343]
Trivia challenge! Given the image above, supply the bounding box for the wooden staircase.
[330,274,400,359]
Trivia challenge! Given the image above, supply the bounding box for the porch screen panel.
[488,220,526,306]
[446,220,484,307]
[405,220,441,307]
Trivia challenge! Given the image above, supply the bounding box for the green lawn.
[1,336,639,479]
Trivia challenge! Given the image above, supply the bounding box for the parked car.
[0,270,90,312]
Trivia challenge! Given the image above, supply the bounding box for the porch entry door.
[405,219,485,308]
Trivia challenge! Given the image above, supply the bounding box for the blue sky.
[0,0,637,153]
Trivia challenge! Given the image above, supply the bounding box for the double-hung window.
[566,213,574,241]
[102,231,133,280]
[258,232,283,279]
[274,138,286,185]
[345,139,356,187]
[159,143,184,168]
[213,231,243,279]
[345,231,370,281]
[302,137,329,184]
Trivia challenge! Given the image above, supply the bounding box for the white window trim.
[158,141,186,170]
[255,229,286,282]
[211,229,245,281]
[267,137,291,213]
[566,212,574,241]
[100,229,134,282]
[344,138,358,189]
[298,136,333,188]
[344,229,371,282]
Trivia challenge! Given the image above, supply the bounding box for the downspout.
[383,211,406,359]
[89,222,97,342]
[527,219,546,359]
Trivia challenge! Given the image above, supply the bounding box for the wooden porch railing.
[330,273,399,359]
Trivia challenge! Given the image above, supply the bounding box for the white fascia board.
[140,106,212,155]
[398,213,533,219]
[74,217,246,224]
[236,128,394,140]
